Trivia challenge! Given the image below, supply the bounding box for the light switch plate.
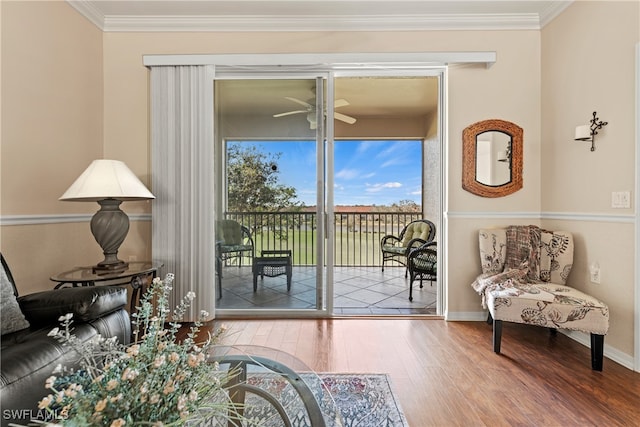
[611,191,631,208]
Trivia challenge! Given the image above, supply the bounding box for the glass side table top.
[208,345,344,427]
[50,261,163,284]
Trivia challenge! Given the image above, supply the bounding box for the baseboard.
[446,312,636,371]
[561,330,635,371]
[445,310,488,321]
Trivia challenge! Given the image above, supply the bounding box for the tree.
[227,144,300,212]
[389,199,421,212]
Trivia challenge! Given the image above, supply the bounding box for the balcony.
[216,211,437,315]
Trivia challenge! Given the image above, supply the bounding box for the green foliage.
[227,144,301,212]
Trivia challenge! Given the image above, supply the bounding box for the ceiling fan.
[273,97,357,129]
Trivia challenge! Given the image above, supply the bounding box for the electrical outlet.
[590,262,601,284]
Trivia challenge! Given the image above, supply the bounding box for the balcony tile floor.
[216,265,437,315]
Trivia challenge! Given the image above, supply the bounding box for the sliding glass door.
[213,70,443,317]
[214,76,331,314]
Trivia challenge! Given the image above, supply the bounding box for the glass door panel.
[214,78,328,313]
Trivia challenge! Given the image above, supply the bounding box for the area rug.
[238,372,409,427]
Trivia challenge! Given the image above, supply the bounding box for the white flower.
[186,291,196,301]
[95,398,108,412]
[45,376,56,389]
[122,367,139,381]
[58,313,73,322]
[48,328,60,337]
[177,394,187,411]
[38,394,53,409]
[153,354,166,368]
[200,310,209,319]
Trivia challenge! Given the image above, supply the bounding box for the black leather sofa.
[0,254,131,426]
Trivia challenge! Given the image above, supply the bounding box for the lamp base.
[91,198,130,275]
[93,261,129,275]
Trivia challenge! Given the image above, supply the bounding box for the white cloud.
[336,168,359,179]
[365,182,402,193]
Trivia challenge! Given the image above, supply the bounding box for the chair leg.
[591,334,604,371]
[493,319,502,354]
[486,312,493,324]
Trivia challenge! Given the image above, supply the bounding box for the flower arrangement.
[39,274,241,426]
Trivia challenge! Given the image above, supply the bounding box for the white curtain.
[149,65,216,320]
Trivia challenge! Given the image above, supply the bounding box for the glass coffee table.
[208,345,343,427]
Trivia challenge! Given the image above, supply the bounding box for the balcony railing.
[224,211,422,267]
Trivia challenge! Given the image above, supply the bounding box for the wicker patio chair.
[407,241,437,301]
[380,219,436,276]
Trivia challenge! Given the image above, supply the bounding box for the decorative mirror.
[462,119,523,198]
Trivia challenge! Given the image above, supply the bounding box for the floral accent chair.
[471,226,610,371]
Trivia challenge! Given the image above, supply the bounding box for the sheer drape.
[149,65,216,320]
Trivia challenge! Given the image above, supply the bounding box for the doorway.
[213,74,441,316]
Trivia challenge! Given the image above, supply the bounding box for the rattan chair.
[215,219,254,274]
[380,219,436,276]
[408,241,437,301]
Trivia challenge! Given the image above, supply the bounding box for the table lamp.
[60,159,155,274]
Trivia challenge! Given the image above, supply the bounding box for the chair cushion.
[487,282,609,335]
[401,221,432,246]
[217,220,243,245]
[540,230,573,284]
[412,254,436,272]
[219,244,253,253]
[382,245,407,255]
[478,229,507,274]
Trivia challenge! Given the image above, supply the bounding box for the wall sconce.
[575,111,608,151]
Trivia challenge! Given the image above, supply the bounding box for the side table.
[50,261,163,313]
[252,250,292,292]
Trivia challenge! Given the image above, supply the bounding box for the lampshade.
[60,159,155,202]
[574,125,591,141]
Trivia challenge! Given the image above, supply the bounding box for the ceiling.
[68,1,573,32]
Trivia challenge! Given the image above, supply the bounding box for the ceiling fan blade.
[284,97,313,108]
[334,112,357,125]
[273,110,307,118]
[334,99,349,109]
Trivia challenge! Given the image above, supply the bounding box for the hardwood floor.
[200,317,640,427]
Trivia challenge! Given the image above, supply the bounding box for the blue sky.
[229,140,422,206]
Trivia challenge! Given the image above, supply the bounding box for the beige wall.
[2,1,101,292]
[0,1,636,363]
[541,1,639,357]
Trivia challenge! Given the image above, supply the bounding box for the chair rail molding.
[446,211,635,224]
[0,213,151,226]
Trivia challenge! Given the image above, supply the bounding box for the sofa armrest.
[17,286,128,328]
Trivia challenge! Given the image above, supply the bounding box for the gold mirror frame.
[462,119,523,198]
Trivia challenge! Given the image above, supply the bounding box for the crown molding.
[539,0,574,27]
[100,13,542,32]
[66,0,574,33]
[67,0,105,30]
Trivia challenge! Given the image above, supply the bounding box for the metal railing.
[224,211,422,266]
